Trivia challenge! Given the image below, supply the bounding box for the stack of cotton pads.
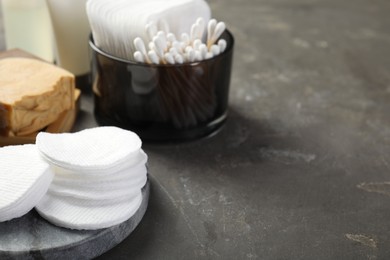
[86,0,211,60]
[0,145,53,222]
[35,127,148,230]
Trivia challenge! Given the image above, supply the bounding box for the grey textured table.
[1,0,390,259]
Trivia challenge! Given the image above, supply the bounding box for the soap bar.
[0,57,75,136]
[0,144,53,222]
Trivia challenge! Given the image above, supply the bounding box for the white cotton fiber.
[0,145,53,222]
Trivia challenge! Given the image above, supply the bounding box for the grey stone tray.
[0,180,150,260]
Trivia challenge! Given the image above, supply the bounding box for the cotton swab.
[174,54,184,64]
[190,23,200,42]
[210,44,220,56]
[166,33,176,44]
[149,42,155,51]
[185,48,195,62]
[134,51,144,62]
[205,52,213,59]
[212,22,226,42]
[181,33,190,46]
[194,50,202,61]
[196,17,205,40]
[207,19,217,47]
[171,41,184,53]
[134,37,150,63]
[156,31,168,49]
[133,17,228,64]
[164,53,175,64]
[134,37,147,54]
[153,35,166,58]
[148,50,160,64]
[199,44,208,59]
[208,21,226,48]
[193,39,202,50]
[218,39,227,52]
[169,47,179,56]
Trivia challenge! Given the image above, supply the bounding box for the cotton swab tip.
[164,53,175,64]
[199,44,208,58]
[207,19,217,44]
[212,22,226,41]
[210,45,221,56]
[134,51,144,63]
[205,52,214,59]
[218,39,227,52]
[193,39,202,50]
[166,33,176,43]
[153,36,166,57]
[194,50,202,61]
[174,53,184,64]
[181,33,190,45]
[190,23,200,41]
[134,37,147,54]
[148,50,160,64]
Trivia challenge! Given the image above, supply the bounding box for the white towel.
[0,145,53,222]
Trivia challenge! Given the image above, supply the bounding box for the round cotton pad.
[49,149,148,179]
[36,191,143,230]
[36,126,142,172]
[0,144,53,222]
[50,166,148,197]
[47,175,146,201]
[52,166,147,190]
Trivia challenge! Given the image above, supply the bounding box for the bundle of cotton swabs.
[86,0,212,61]
[133,17,226,65]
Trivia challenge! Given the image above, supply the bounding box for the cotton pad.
[36,191,143,230]
[48,149,148,178]
[0,175,53,221]
[0,144,53,222]
[35,126,149,230]
[52,165,147,191]
[36,126,142,173]
[47,174,145,201]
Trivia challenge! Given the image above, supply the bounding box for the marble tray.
[0,180,150,260]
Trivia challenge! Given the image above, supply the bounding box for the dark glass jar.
[89,30,234,142]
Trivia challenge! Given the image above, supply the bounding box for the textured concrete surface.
[1,0,390,259]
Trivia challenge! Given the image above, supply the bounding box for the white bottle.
[1,0,54,62]
[45,0,90,82]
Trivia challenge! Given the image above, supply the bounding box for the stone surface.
[0,181,149,260]
[1,0,390,259]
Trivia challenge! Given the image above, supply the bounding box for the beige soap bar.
[0,57,75,136]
